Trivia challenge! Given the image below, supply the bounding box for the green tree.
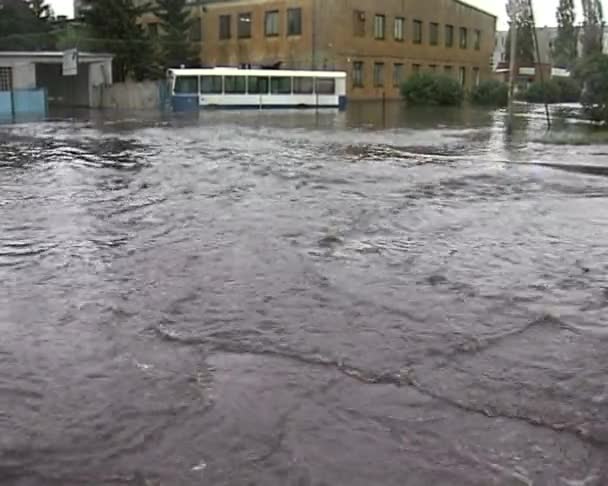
[153,0,199,69]
[505,10,536,65]
[82,0,157,82]
[581,0,605,56]
[401,73,464,106]
[578,53,608,123]
[553,0,578,68]
[0,0,53,50]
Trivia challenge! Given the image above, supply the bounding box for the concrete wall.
[193,0,496,99]
[0,60,36,89]
[93,81,161,110]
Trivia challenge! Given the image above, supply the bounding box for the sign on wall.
[62,49,78,76]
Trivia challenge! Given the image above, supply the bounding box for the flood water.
[1,103,607,485]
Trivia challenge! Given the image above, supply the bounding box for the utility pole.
[506,0,527,133]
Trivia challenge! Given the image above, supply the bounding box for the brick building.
[140,0,496,100]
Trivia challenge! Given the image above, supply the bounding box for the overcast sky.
[47,0,607,30]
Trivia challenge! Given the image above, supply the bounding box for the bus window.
[224,76,246,94]
[248,77,269,94]
[315,78,336,95]
[201,76,223,94]
[174,76,198,94]
[293,77,314,94]
[270,77,291,94]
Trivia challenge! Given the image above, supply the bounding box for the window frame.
[237,12,252,39]
[174,75,199,95]
[393,63,404,87]
[460,27,468,49]
[200,75,223,94]
[353,10,366,37]
[224,75,247,94]
[287,8,302,36]
[474,29,481,50]
[270,76,292,94]
[374,14,386,40]
[413,19,423,44]
[445,24,454,47]
[219,14,232,40]
[394,17,404,42]
[315,78,336,95]
[0,67,12,91]
[353,61,364,88]
[373,62,385,88]
[430,22,439,46]
[459,66,466,86]
[248,76,270,94]
[293,77,314,94]
[265,10,280,37]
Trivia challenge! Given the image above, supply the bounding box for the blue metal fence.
[0,89,48,121]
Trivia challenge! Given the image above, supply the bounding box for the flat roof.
[0,51,113,63]
[169,67,347,78]
[453,0,498,19]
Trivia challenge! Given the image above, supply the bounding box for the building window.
[265,10,279,37]
[413,20,423,44]
[473,67,480,86]
[430,22,439,46]
[429,64,437,72]
[373,62,384,87]
[287,8,302,36]
[224,76,246,94]
[474,29,481,50]
[294,77,314,94]
[460,27,468,49]
[219,15,231,40]
[248,76,270,94]
[459,66,466,86]
[374,14,386,40]
[201,76,222,94]
[238,13,252,38]
[412,63,421,74]
[444,65,453,76]
[394,17,404,41]
[353,10,366,37]
[393,63,404,87]
[445,24,454,47]
[353,61,364,87]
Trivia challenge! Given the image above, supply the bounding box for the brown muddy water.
[0,103,607,485]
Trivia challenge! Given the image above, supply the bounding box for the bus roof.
[168,67,347,79]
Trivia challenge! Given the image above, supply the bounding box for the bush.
[577,54,608,123]
[524,80,563,103]
[401,73,464,106]
[555,77,582,103]
[523,78,581,104]
[470,80,509,107]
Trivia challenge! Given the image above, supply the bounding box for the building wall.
[200,0,316,69]
[198,0,496,99]
[0,59,37,89]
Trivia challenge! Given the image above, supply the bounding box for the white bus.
[168,67,347,111]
